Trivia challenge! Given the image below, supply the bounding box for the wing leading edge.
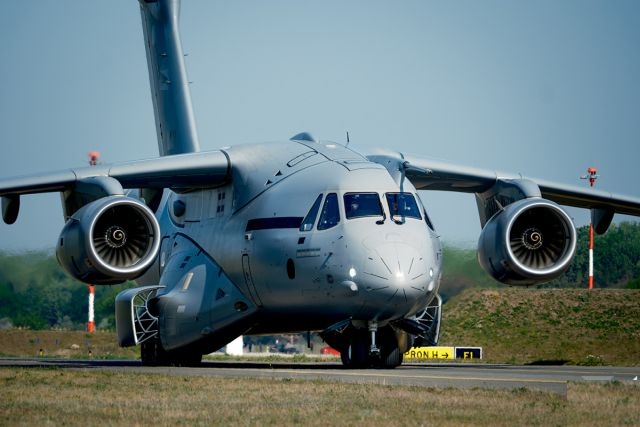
[0,150,230,224]
[367,149,640,234]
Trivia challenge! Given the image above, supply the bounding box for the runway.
[2,357,638,396]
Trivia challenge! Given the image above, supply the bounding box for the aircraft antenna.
[346,131,350,146]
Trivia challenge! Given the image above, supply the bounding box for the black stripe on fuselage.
[245,217,304,232]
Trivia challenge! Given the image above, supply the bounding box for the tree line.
[1,222,638,330]
[0,252,128,330]
[552,221,640,288]
[441,221,640,296]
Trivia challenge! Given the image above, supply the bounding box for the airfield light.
[580,167,599,188]
[88,151,100,166]
[580,167,599,290]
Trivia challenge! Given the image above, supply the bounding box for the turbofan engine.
[477,198,576,285]
[56,196,161,284]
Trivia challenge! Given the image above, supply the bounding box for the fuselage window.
[300,194,323,231]
[386,193,422,222]
[317,193,340,230]
[344,193,383,219]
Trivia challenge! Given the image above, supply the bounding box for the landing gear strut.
[368,321,380,356]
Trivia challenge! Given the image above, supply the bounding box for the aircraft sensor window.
[344,193,384,219]
[386,193,422,222]
[300,194,323,231]
[317,193,340,230]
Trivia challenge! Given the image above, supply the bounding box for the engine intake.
[56,196,161,284]
[477,198,576,285]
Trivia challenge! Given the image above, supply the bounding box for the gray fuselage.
[139,139,442,335]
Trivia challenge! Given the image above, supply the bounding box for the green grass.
[1,368,639,426]
[0,329,138,359]
[439,288,640,365]
[2,289,640,425]
[2,288,640,366]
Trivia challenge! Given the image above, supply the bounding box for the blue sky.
[1,0,639,251]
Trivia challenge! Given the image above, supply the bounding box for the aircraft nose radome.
[362,242,430,298]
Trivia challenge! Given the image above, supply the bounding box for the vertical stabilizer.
[139,0,200,156]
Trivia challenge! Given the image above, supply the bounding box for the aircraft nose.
[357,241,434,311]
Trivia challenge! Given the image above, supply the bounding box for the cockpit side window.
[386,193,422,221]
[416,194,435,230]
[300,194,323,231]
[317,193,340,230]
[344,193,383,219]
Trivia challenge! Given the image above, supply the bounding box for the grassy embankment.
[1,288,639,366]
[439,288,640,366]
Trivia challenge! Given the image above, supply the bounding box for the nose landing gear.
[340,323,403,369]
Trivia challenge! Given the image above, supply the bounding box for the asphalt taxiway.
[1,358,638,396]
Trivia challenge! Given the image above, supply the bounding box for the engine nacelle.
[56,196,161,285]
[477,198,576,286]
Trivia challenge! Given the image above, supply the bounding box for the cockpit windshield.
[300,194,323,231]
[344,193,384,219]
[385,193,422,222]
[317,193,340,230]
[305,192,427,230]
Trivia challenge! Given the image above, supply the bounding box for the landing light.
[395,271,405,281]
[349,267,357,278]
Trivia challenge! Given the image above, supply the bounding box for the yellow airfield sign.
[404,346,483,360]
[404,346,455,360]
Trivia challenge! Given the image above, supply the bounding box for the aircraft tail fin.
[139,0,200,156]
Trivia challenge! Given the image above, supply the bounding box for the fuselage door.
[241,253,263,307]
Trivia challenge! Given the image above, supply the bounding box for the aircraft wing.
[0,150,230,197]
[366,148,640,233]
[401,154,640,216]
[1,150,230,224]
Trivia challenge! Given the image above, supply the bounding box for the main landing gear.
[140,336,203,367]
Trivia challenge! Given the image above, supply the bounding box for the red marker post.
[87,285,95,333]
[87,151,100,332]
[580,167,598,290]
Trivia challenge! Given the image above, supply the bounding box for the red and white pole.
[581,167,598,290]
[588,223,594,290]
[88,285,95,333]
[87,151,100,332]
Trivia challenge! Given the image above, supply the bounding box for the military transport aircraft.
[2,0,640,368]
